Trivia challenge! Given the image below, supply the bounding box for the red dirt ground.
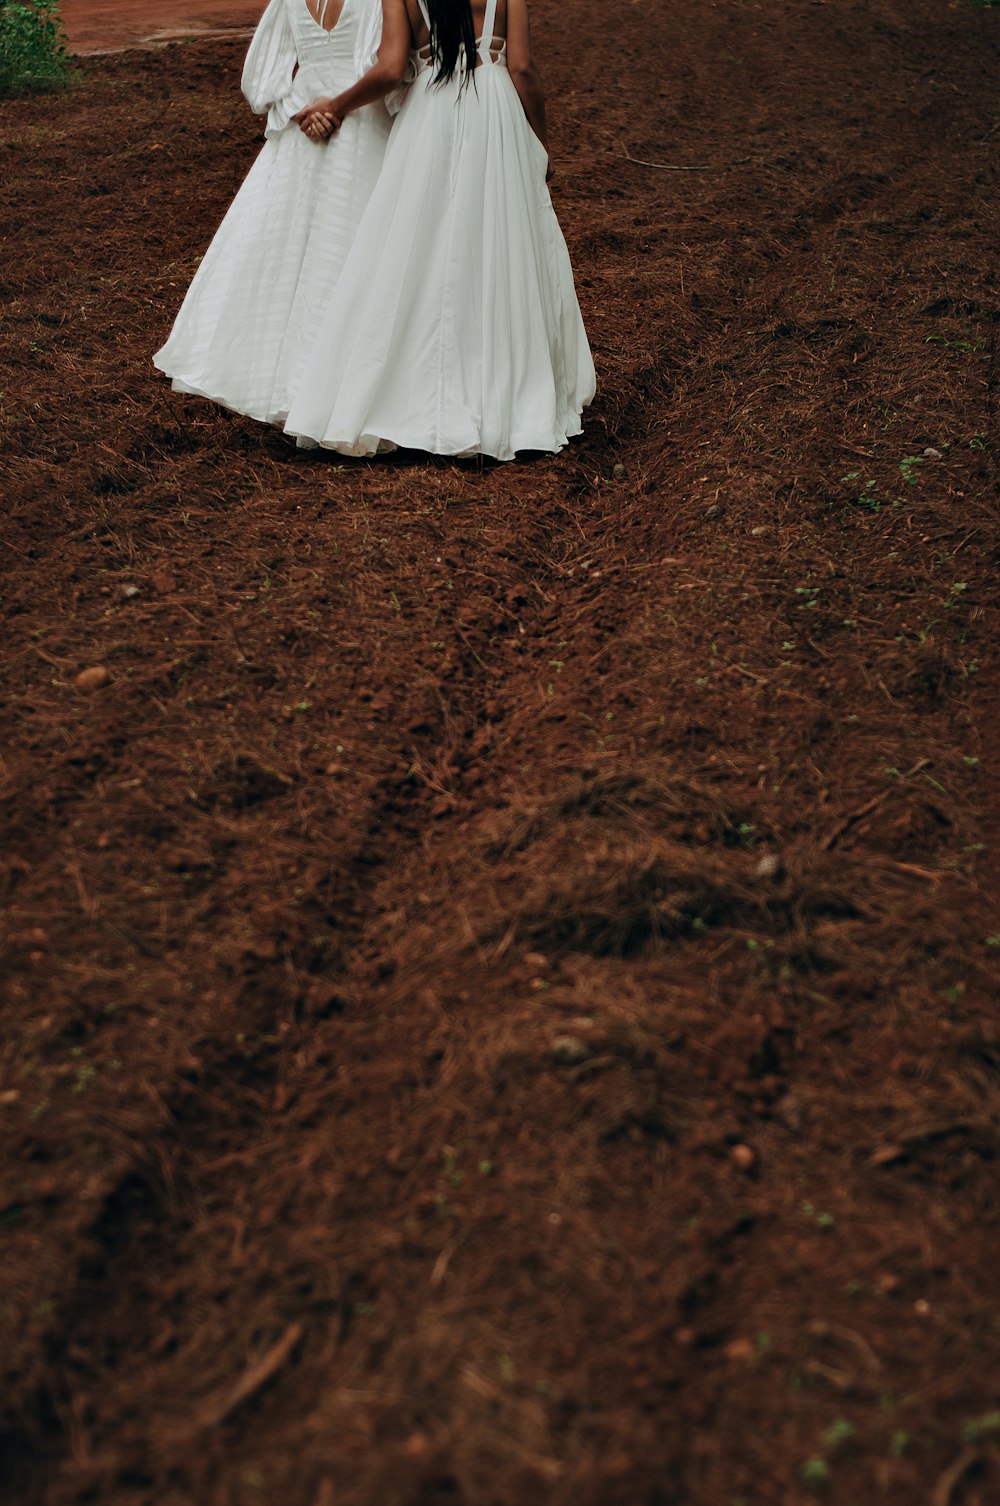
[60,0,259,54]
[2,2,1000,1503]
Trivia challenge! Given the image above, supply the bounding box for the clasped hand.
[293,100,343,141]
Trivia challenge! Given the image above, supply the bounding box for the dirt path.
[60,0,260,53]
[2,2,1000,1503]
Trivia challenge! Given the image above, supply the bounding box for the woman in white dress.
[283,0,595,460]
[153,0,392,425]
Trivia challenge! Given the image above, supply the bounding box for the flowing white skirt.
[283,63,595,460]
[154,102,390,425]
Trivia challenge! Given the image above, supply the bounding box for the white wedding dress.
[153,0,391,425]
[283,0,595,460]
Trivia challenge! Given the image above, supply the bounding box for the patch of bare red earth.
[59,0,261,54]
[1,2,999,1503]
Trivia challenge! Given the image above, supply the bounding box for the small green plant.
[0,0,68,95]
[964,1410,1000,1442]
[825,1418,855,1451]
[925,333,988,355]
[800,1457,829,1488]
[840,472,882,512]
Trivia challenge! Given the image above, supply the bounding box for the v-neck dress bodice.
[242,0,384,137]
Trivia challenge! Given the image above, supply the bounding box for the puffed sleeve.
[352,0,382,77]
[241,0,299,137]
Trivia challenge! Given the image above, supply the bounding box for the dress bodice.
[288,0,363,73]
[243,0,385,136]
[412,0,507,72]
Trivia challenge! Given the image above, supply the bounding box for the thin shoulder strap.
[479,0,499,56]
[416,0,431,31]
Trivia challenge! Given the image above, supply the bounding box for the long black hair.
[425,0,478,85]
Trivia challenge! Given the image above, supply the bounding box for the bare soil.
[2,2,1000,1503]
[60,0,259,54]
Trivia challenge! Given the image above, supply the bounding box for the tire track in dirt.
[4,392,645,1498]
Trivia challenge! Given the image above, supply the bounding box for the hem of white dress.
[153,363,289,427]
[283,409,588,463]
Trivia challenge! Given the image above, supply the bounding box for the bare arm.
[506,0,547,154]
[294,0,412,137]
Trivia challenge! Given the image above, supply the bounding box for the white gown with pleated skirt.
[283,0,595,460]
[154,0,391,425]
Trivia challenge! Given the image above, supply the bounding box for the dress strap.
[416,0,431,32]
[478,0,499,59]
